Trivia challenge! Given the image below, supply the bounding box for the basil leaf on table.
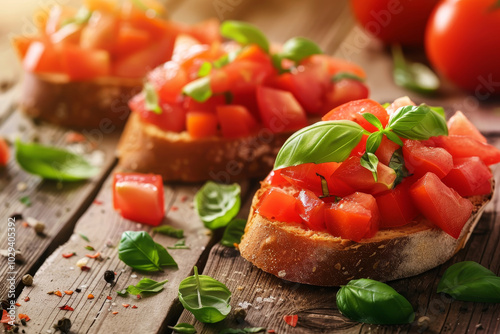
[143,82,162,114]
[126,277,169,295]
[221,218,247,248]
[195,181,241,230]
[274,120,365,170]
[152,225,184,239]
[156,242,178,267]
[279,37,322,64]
[387,104,448,140]
[220,328,266,334]
[167,239,190,249]
[389,148,409,187]
[178,266,232,323]
[183,76,212,102]
[437,261,500,303]
[168,323,197,334]
[336,278,415,324]
[15,140,99,181]
[220,21,269,53]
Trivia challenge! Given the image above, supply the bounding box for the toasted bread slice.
[239,182,493,286]
[20,72,142,129]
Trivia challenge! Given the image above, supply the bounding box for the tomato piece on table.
[403,139,453,179]
[330,156,396,196]
[279,162,340,197]
[410,172,473,239]
[322,99,389,132]
[257,188,303,224]
[263,169,291,187]
[186,111,218,139]
[447,111,487,143]
[375,177,419,228]
[113,172,165,226]
[295,189,326,231]
[256,86,308,133]
[0,137,10,166]
[216,105,257,138]
[442,157,492,197]
[324,192,380,242]
[427,135,500,166]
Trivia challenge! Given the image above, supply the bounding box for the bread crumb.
[369,252,377,257]
[334,263,341,270]
[312,266,316,273]
[238,301,252,309]
[373,261,380,270]
[278,270,286,278]
[378,244,386,249]
[237,286,244,291]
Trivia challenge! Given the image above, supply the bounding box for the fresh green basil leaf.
[220,21,269,53]
[15,140,99,181]
[60,6,92,27]
[221,219,246,248]
[126,277,169,295]
[19,196,31,207]
[365,132,383,153]
[387,104,448,140]
[198,62,212,77]
[383,130,404,146]
[213,54,229,68]
[183,76,212,102]
[167,239,190,249]
[168,323,197,334]
[220,328,266,334]
[195,181,241,230]
[144,82,162,114]
[116,289,128,297]
[437,261,500,303]
[332,72,364,83]
[156,242,178,267]
[388,148,409,187]
[178,266,232,323]
[152,225,184,239]
[274,120,365,170]
[362,113,383,131]
[118,231,164,272]
[337,278,415,325]
[279,37,322,64]
[360,152,379,182]
[381,102,391,108]
[392,44,440,95]
[428,105,445,118]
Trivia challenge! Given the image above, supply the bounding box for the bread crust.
[20,72,142,129]
[239,182,494,286]
[117,113,297,182]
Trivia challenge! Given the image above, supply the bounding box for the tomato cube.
[113,173,165,226]
[375,136,401,165]
[257,188,303,224]
[322,99,389,133]
[410,172,473,239]
[442,157,492,197]
[263,169,291,187]
[447,111,487,143]
[427,135,500,166]
[403,139,453,178]
[216,105,257,138]
[186,111,218,138]
[375,177,419,228]
[296,189,326,231]
[147,61,188,104]
[280,162,340,197]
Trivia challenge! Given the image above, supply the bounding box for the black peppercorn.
[104,270,115,284]
[53,317,71,334]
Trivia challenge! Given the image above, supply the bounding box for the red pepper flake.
[65,131,86,143]
[81,266,91,272]
[64,290,74,295]
[86,252,100,259]
[62,252,76,258]
[122,304,130,308]
[18,314,30,322]
[54,291,62,297]
[106,296,112,300]
[15,303,21,307]
[170,206,179,211]
[283,314,298,327]
[131,305,137,309]
[1,310,11,323]
[267,330,275,333]
[93,199,103,205]
[22,222,29,228]
[112,311,118,315]
[24,297,30,302]
[87,294,94,299]
[180,195,188,202]
[59,305,74,311]
[136,295,141,299]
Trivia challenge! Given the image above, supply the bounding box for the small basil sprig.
[15,140,99,181]
[337,279,415,324]
[178,266,232,323]
[118,231,177,272]
[220,21,269,53]
[182,77,212,103]
[168,323,197,334]
[279,37,322,64]
[221,218,247,248]
[152,225,184,239]
[387,104,448,140]
[437,261,500,303]
[194,181,241,230]
[388,148,409,186]
[144,82,162,114]
[126,277,169,296]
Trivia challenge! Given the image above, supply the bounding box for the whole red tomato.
[350,0,440,47]
[426,0,500,96]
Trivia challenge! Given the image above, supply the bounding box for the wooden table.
[1,0,499,333]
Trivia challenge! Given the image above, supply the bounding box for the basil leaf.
[152,225,184,239]
[220,328,266,334]
[195,181,241,230]
[144,82,162,114]
[116,289,128,297]
[279,37,322,64]
[381,102,391,108]
[183,77,212,102]
[198,62,212,77]
[332,72,364,83]
[337,278,415,324]
[126,277,169,295]
[167,239,190,249]
[221,219,246,248]
[168,323,197,334]
[429,105,445,118]
[383,130,404,146]
[20,196,31,207]
[220,21,269,53]
[178,266,232,323]
[274,121,365,170]
[15,140,99,181]
[156,242,178,267]
[388,148,409,186]
[362,113,383,131]
[437,261,500,303]
[365,132,383,153]
[360,152,378,182]
[60,6,92,27]
[387,104,448,140]
[392,44,440,95]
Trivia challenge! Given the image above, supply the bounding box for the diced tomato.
[318,54,367,79]
[410,172,473,239]
[447,111,487,143]
[114,24,151,56]
[375,177,419,228]
[211,60,275,95]
[257,188,303,224]
[296,189,326,231]
[235,44,270,64]
[375,136,401,165]
[84,0,119,12]
[0,137,10,166]
[11,36,34,59]
[330,156,396,196]
[60,45,110,80]
[50,23,83,45]
[263,169,291,187]
[121,0,170,37]
[80,11,119,53]
[216,105,257,138]
[321,79,370,114]
[426,135,500,166]
[23,41,61,73]
[147,61,188,103]
[442,157,493,197]
[44,5,77,35]
[256,86,308,133]
[129,93,186,132]
[403,139,453,179]
[183,95,226,113]
[113,172,165,226]
[280,162,340,197]
[324,192,380,242]
[186,111,218,138]
[322,99,389,133]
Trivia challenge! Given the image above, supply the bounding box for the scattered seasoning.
[62,252,76,258]
[53,317,71,334]
[104,270,115,284]
[170,206,179,211]
[122,304,130,308]
[79,233,90,242]
[131,305,137,309]
[75,257,89,268]
[106,296,112,300]
[81,266,91,272]
[18,314,30,322]
[105,240,114,248]
[268,330,275,333]
[34,222,45,235]
[47,291,54,295]
[86,252,100,259]
[54,291,62,297]
[15,303,21,306]
[283,314,298,327]
[85,246,95,251]
[19,196,31,207]
[17,182,28,191]
[21,222,29,228]
[136,295,141,300]
[180,195,188,202]
[93,200,103,205]
[10,213,23,221]
[87,294,94,299]
[23,297,30,302]
[234,307,246,320]
[22,274,33,286]
[112,311,118,315]
[59,305,74,311]
[65,132,86,143]
[21,318,27,326]
[64,291,73,295]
